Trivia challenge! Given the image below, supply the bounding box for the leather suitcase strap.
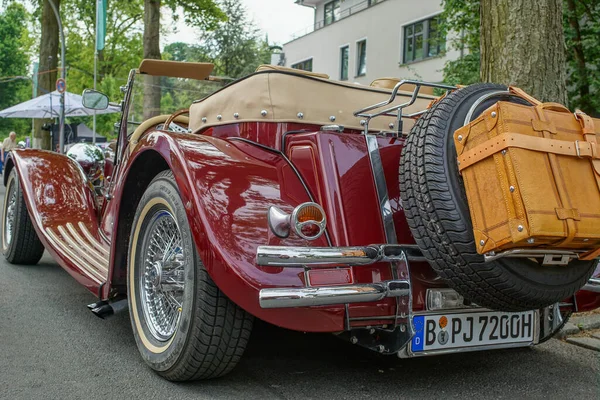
[457,132,600,171]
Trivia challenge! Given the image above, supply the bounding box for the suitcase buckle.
[575,140,582,158]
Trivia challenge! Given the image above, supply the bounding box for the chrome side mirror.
[82,89,109,110]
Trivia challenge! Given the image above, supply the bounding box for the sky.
[166,0,315,46]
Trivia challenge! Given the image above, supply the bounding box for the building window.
[403,16,446,64]
[292,58,313,72]
[340,46,349,80]
[324,0,340,26]
[356,40,367,77]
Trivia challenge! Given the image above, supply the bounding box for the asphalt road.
[1,191,599,400]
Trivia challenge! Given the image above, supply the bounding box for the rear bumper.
[256,244,416,309]
[259,280,409,309]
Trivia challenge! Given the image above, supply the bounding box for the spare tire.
[399,83,597,311]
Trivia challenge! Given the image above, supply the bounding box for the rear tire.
[399,84,597,311]
[128,170,253,381]
[2,170,44,264]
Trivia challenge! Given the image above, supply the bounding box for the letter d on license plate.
[411,311,535,352]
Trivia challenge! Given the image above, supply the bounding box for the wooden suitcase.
[453,89,600,259]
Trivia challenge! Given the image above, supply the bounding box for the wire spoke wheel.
[4,179,17,248]
[139,209,186,342]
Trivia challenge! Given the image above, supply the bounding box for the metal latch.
[542,254,571,266]
[321,124,344,132]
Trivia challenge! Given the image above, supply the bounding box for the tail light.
[267,202,327,241]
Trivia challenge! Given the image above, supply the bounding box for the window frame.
[339,44,349,81]
[324,0,340,26]
[356,38,367,77]
[402,14,446,64]
[291,58,313,72]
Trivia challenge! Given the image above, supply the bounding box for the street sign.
[56,78,66,94]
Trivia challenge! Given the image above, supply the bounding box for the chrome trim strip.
[259,280,410,309]
[58,226,108,273]
[78,222,110,257]
[365,134,397,245]
[583,277,600,293]
[463,90,510,125]
[484,248,584,263]
[256,244,422,267]
[45,228,104,282]
[66,223,108,266]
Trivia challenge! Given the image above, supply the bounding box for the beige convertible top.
[189,70,435,134]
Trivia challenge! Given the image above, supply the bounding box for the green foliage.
[61,0,145,138]
[164,0,226,30]
[0,3,34,140]
[440,0,481,86]
[442,0,600,116]
[164,0,271,79]
[564,0,600,116]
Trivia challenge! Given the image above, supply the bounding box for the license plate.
[411,310,535,352]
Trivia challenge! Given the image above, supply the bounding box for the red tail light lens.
[292,202,326,240]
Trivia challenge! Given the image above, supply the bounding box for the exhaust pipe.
[87,298,128,319]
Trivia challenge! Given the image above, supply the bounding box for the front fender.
[127,132,345,332]
[8,150,108,294]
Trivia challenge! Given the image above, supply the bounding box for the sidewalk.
[559,311,600,351]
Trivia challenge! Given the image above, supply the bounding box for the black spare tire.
[399,83,597,311]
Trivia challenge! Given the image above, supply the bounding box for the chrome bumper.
[257,244,414,309]
[583,277,600,293]
[259,280,409,309]
[256,244,424,267]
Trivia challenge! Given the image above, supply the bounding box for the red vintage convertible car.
[2,60,599,381]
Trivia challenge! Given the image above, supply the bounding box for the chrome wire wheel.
[3,178,17,248]
[139,208,186,342]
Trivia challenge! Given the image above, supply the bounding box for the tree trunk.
[34,0,60,150]
[480,0,567,104]
[565,0,592,113]
[143,0,161,120]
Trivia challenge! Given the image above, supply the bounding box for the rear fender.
[117,132,347,331]
[7,150,108,294]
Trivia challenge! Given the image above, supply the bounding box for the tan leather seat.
[370,77,436,95]
[255,64,329,79]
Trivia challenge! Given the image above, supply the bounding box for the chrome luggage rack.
[353,79,456,137]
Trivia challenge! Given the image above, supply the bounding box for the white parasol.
[0,90,120,118]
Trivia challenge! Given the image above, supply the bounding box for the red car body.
[4,64,599,360]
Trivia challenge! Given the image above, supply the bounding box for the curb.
[558,313,600,338]
[570,313,600,331]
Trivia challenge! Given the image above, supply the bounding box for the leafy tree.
[442,0,599,114]
[440,0,481,86]
[0,3,32,140]
[61,0,144,138]
[142,0,225,119]
[197,0,272,79]
[564,0,600,116]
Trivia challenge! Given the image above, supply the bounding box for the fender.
[6,150,109,295]
[112,131,347,332]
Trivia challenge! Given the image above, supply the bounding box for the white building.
[279,0,461,84]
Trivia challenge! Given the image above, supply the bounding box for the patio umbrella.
[0,90,120,118]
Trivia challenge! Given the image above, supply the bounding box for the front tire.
[2,170,44,264]
[128,170,253,381]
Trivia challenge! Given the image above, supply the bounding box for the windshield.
[126,73,226,135]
